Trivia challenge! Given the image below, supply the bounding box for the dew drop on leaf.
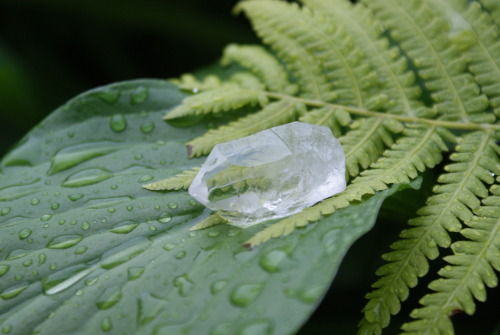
[127,267,145,281]
[110,114,127,132]
[158,214,172,223]
[163,243,176,251]
[0,265,10,277]
[210,280,227,295]
[168,202,178,209]
[175,251,187,260]
[68,193,84,201]
[238,320,273,335]
[1,207,11,216]
[130,86,148,104]
[51,203,59,210]
[40,214,52,222]
[259,249,288,273]
[0,284,29,300]
[96,287,122,310]
[111,222,138,234]
[18,228,32,240]
[74,246,88,255]
[101,317,112,332]
[173,274,194,297]
[230,283,263,307]
[207,230,220,238]
[46,234,84,249]
[98,90,120,104]
[140,121,155,134]
[1,325,12,334]
[30,198,40,205]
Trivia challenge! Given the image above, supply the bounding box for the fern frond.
[363,0,489,122]
[238,0,382,105]
[187,99,304,157]
[227,72,266,90]
[299,106,351,137]
[401,183,500,335]
[246,125,446,247]
[142,168,199,191]
[358,130,499,334]
[221,44,296,94]
[171,74,223,92]
[429,0,500,119]
[190,213,228,231]
[480,0,500,27]
[340,118,402,178]
[302,0,423,116]
[164,87,268,120]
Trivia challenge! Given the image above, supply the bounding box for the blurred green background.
[0,1,498,334]
[0,0,257,156]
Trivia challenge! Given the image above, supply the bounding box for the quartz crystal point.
[188,122,346,227]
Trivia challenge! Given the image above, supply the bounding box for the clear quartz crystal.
[188,122,346,227]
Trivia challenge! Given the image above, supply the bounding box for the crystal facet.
[188,122,346,227]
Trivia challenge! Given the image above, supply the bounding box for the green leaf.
[0,79,406,335]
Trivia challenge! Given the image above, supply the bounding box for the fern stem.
[264,92,500,131]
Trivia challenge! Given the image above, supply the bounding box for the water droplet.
[68,193,84,201]
[30,198,40,205]
[98,90,121,104]
[101,317,112,332]
[81,222,90,230]
[100,238,148,269]
[237,321,273,335]
[74,246,88,254]
[84,277,99,286]
[230,283,263,307]
[148,225,157,231]
[0,265,10,277]
[6,249,27,260]
[110,114,127,132]
[48,142,126,175]
[42,266,91,295]
[127,267,145,281]
[168,202,178,209]
[14,274,23,281]
[63,168,113,187]
[134,154,143,160]
[38,253,46,265]
[49,263,57,270]
[210,280,227,295]
[47,234,84,249]
[174,274,194,297]
[18,228,32,240]
[140,121,155,134]
[126,205,134,211]
[189,199,198,206]
[259,249,288,273]
[51,203,59,210]
[40,214,52,221]
[163,243,176,251]
[175,251,187,259]
[22,259,33,267]
[107,208,116,213]
[138,175,154,183]
[0,284,29,300]
[158,214,172,223]
[298,285,324,304]
[96,287,122,309]
[111,221,139,234]
[1,207,11,216]
[1,325,12,334]
[130,86,148,104]
[208,230,220,238]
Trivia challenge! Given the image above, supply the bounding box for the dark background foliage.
[0,1,497,334]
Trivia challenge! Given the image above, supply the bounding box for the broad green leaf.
[1,79,407,335]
